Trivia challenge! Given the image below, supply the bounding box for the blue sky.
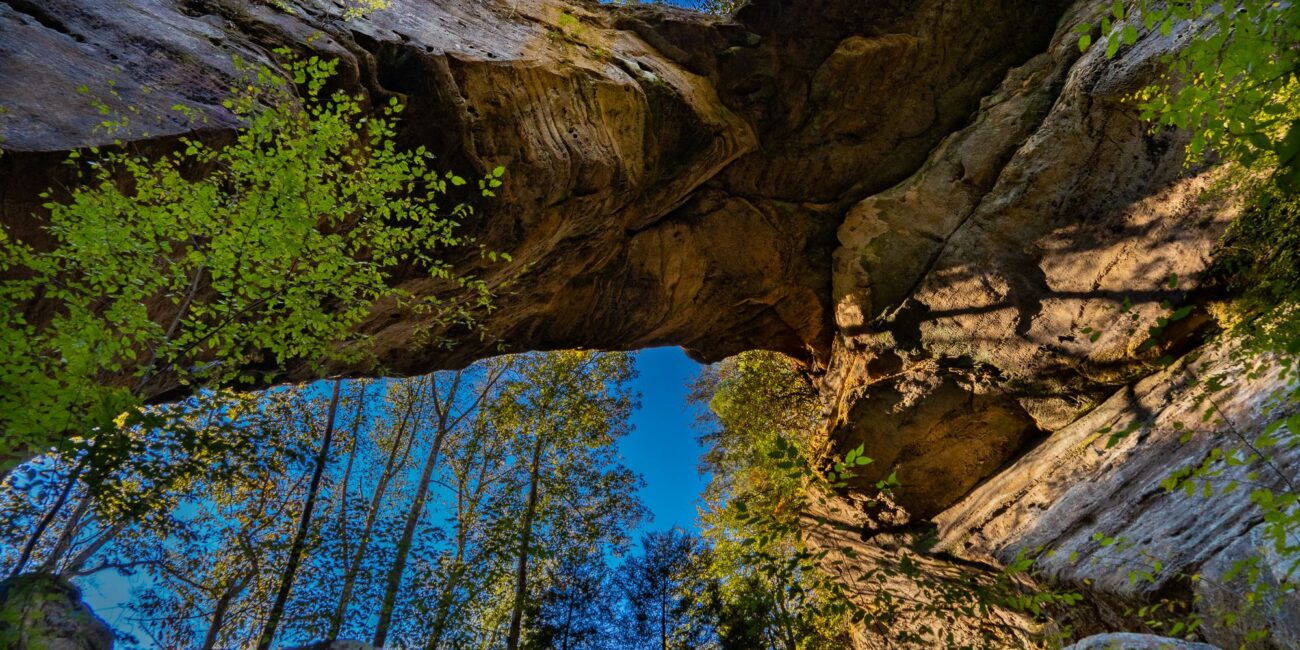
[622,347,710,535]
[83,348,711,639]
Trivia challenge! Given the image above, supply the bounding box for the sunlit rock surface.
[818,0,1237,519]
[934,342,1299,644]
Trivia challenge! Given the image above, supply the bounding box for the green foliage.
[1067,237,1300,647]
[0,574,82,649]
[612,529,717,649]
[1079,0,1300,191]
[1,352,648,648]
[1147,379,1299,644]
[0,49,499,460]
[486,350,644,650]
[1065,14,1300,636]
[693,352,1096,649]
[1068,294,1299,646]
[692,351,856,648]
[340,0,393,19]
[1211,192,1300,363]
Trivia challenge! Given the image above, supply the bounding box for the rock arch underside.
[1,0,1297,647]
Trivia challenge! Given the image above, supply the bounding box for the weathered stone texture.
[818,0,1240,520]
[0,0,1068,381]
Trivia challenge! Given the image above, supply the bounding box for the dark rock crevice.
[3,0,86,43]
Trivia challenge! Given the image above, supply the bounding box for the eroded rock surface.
[0,0,1066,383]
[818,0,1237,519]
[933,342,1299,644]
[807,1,1298,644]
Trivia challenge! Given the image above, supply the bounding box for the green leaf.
[1246,131,1272,151]
[1277,164,1300,194]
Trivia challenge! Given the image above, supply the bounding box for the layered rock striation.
[0,0,1066,379]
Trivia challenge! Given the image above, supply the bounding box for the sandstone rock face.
[2,0,1296,648]
[0,573,114,650]
[809,0,1298,643]
[0,0,1066,382]
[802,491,1044,649]
[933,342,1299,644]
[818,0,1238,519]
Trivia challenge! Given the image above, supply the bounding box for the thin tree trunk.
[200,570,253,650]
[506,430,546,650]
[561,592,574,650]
[256,379,343,650]
[424,407,495,650]
[9,458,86,579]
[660,583,669,650]
[373,373,460,647]
[336,382,370,560]
[772,591,797,650]
[60,518,127,576]
[56,467,196,577]
[327,388,422,643]
[336,414,359,568]
[200,586,237,650]
[375,364,508,648]
[37,491,91,573]
[423,562,467,650]
[326,382,385,642]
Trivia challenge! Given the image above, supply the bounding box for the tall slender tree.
[372,363,508,646]
[616,529,717,650]
[1,352,648,649]
[500,351,641,650]
[327,377,426,641]
[523,550,615,650]
[257,379,343,650]
[422,364,521,649]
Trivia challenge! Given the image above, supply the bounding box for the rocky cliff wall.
[1,0,1295,647]
[0,0,1066,381]
[808,0,1299,645]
